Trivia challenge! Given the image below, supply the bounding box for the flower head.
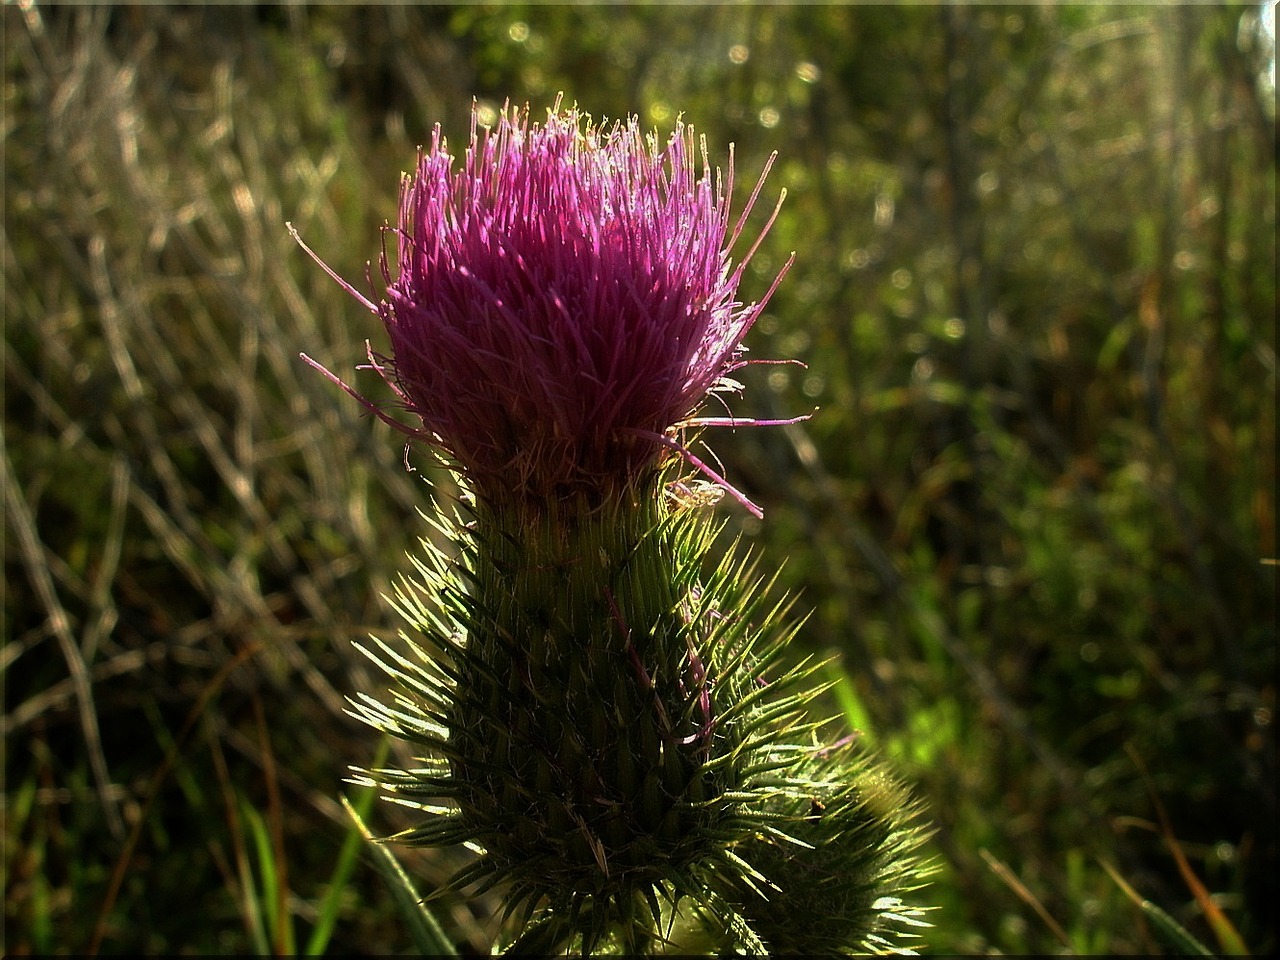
[294,100,799,514]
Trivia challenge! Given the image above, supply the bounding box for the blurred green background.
[4,2,1275,955]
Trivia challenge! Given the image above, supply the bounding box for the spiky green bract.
[347,489,832,954]
[704,735,937,956]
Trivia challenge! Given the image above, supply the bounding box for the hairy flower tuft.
[293,99,801,515]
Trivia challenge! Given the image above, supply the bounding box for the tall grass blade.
[340,794,458,956]
[305,739,390,956]
[242,798,296,955]
[1101,859,1215,957]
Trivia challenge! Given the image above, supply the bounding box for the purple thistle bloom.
[293,101,803,516]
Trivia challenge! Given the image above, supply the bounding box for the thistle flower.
[297,100,932,956]
[293,99,801,517]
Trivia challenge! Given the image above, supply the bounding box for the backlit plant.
[292,99,933,956]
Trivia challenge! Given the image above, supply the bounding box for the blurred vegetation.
[3,2,1274,955]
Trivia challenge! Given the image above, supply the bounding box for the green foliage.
[4,3,1273,956]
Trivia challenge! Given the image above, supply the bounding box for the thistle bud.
[708,736,936,955]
